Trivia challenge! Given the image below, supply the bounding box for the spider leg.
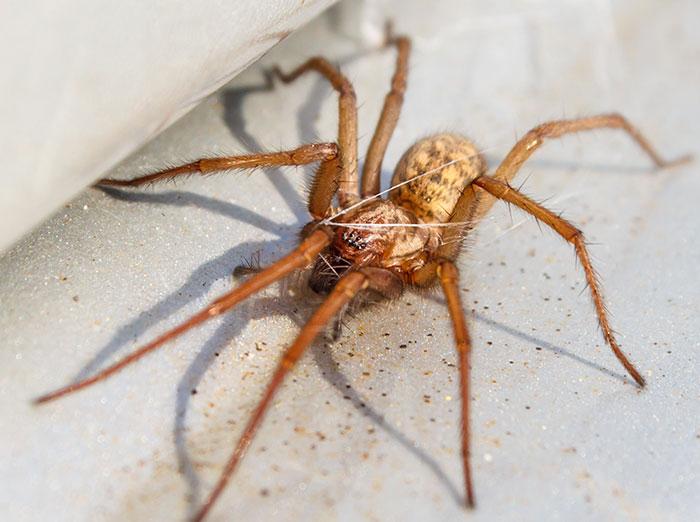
[473,175,645,387]
[98,143,340,219]
[193,271,368,522]
[272,59,358,206]
[437,260,475,508]
[473,113,691,221]
[438,113,691,260]
[361,28,411,197]
[33,229,332,405]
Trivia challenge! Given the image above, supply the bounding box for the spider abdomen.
[390,133,487,223]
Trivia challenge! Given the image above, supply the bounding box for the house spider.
[34,28,689,522]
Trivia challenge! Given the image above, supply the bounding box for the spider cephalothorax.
[35,26,689,522]
[333,199,437,268]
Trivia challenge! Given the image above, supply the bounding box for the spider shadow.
[71,187,298,383]
[221,47,382,186]
[174,301,251,517]
[221,73,307,221]
[474,311,628,383]
[424,292,628,384]
[311,339,466,506]
[275,49,377,148]
[173,293,305,518]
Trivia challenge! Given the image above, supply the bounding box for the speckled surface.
[2,1,699,521]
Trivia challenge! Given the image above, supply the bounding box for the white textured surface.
[2,1,699,521]
[0,0,337,253]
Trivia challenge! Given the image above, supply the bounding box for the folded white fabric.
[0,0,337,252]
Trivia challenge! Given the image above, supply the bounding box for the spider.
[34,27,689,522]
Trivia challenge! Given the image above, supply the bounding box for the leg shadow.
[174,295,297,518]
[70,233,293,382]
[221,76,307,222]
[98,187,285,236]
[312,340,465,506]
[424,291,628,383]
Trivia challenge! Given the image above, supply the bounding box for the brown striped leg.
[98,143,340,220]
[473,175,645,387]
[193,271,368,522]
[472,113,691,221]
[272,59,359,207]
[361,29,411,197]
[437,261,475,509]
[33,230,332,405]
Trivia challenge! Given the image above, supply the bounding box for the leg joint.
[436,260,459,283]
[281,355,296,370]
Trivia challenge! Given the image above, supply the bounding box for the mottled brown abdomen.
[389,133,487,223]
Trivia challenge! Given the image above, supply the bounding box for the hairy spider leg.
[273,58,359,207]
[473,175,646,387]
[33,230,331,405]
[481,113,691,219]
[361,29,411,197]
[98,143,340,220]
[439,113,692,258]
[193,271,368,522]
[438,260,476,508]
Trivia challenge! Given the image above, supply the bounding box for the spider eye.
[343,230,366,250]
